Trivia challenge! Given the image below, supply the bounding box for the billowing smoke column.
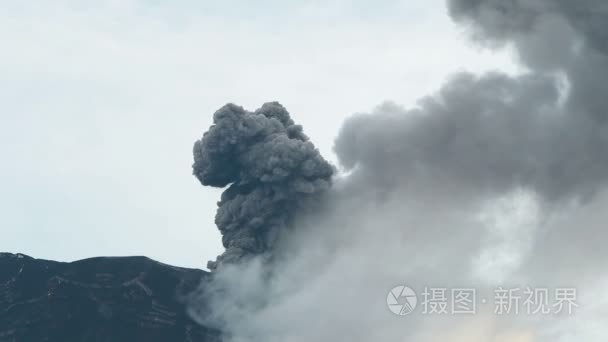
[335,0,608,204]
[189,2,608,341]
[193,102,334,270]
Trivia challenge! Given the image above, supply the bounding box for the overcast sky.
[1,0,517,269]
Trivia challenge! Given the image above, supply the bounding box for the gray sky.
[1,0,515,269]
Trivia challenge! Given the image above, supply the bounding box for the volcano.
[0,253,219,342]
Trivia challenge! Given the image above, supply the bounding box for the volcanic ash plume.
[193,102,334,270]
[191,2,608,341]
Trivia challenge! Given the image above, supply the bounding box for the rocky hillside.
[0,253,220,342]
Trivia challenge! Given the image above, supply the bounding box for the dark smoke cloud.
[336,0,608,204]
[448,0,608,121]
[190,2,608,341]
[448,0,608,55]
[440,0,608,292]
[335,72,608,203]
[326,3,608,338]
[193,102,333,269]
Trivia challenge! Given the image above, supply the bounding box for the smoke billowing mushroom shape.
[193,102,334,270]
[190,1,608,341]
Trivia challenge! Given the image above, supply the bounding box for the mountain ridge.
[0,253,220,342]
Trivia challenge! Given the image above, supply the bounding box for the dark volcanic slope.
[0,253,219,342]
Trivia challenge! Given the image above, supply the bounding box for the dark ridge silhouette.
[0,253,219,342]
